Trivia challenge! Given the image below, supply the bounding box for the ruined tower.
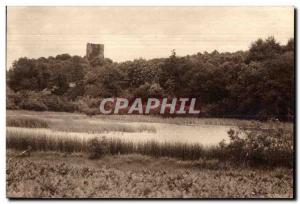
[86,43,104,60]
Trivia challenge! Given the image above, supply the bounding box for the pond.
[87,120,234,146]
[7,110,235,146]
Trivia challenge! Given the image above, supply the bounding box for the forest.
[7,37,294,120]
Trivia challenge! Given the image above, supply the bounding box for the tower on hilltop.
[86,43,104,60]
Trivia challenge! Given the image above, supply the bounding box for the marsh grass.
[93,115,293,130]
[6,127,217,160]
[7,114,157,134]
[7,128,88,152]
[49,119,157,133]
[7,117,49,128]
[6,121,294,166]
[7,110,293,128]
[94,115,256,126]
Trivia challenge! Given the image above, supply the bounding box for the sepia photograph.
[6,6,295,198]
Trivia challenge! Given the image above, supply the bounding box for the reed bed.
[95,114,251,126]
[7,116,49,128]
[7,115,157,134]
[7,127,89,152]
[7,110,293,129]
[6,127,218,160]
[94,115,293,130]
[49,119,157,133]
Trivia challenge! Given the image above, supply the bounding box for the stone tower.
[86,43,104,60]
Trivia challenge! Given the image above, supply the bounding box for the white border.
[0,1,298,203]
[0,0,299,6]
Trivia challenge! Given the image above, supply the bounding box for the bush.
[41,95,76,112]
[75,97,101,115]
[220,121,293,167]
[87,137,109,159]
[19,99,48,111]
[7,90,78,112]
[6,87,21,110]
[7,97,19,110]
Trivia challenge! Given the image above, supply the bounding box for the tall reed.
[7,117,49,128]
[6,127,219,160]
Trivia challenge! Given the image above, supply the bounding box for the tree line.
[7,37,294,120]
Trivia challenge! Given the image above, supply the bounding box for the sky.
[7,7,294,68]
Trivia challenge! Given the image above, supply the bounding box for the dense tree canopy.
[7,37,294,120]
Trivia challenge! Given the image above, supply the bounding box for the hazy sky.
[7,7,294,68]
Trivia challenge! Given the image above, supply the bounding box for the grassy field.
[6,110,294,198]
[7,151,293,198]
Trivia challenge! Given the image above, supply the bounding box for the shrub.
[6,97,19,110]
[19,99,48,111]
[220,121,293,167]
[75,96,102,115]
[87,137,109,159]
[6,87,21,110]
[41,95,76,112]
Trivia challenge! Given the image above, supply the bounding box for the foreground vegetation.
[6,152,293,198]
